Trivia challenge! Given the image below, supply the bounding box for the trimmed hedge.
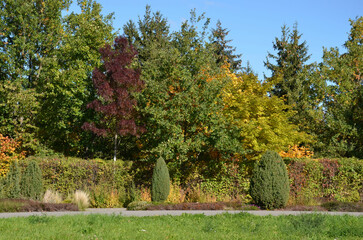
[286,158,363,204]
[18,156,133,207]
[6,156,361,207]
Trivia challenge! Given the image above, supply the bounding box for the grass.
[0,213,362,239]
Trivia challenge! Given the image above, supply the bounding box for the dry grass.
[72,190,90,211]
[43,189,63,204]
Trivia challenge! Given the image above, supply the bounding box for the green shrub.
[20,161,43,200]
[5,161,21,199]
[250,151,290,209]
[151,157,170,202]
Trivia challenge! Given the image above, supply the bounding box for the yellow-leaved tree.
[222,65,312,160]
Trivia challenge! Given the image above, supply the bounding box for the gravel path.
[0,208,362,219]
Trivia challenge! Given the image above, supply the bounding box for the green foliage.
[250,151,290,209]
[318,17,363,158]
[264,24,326,151]
[20,161,43,200]
[36,0,116,155]
[265,23,311,101]
[4,161,21,199]
[210,20,242,71]
[124,7,241,180]
[151,157,170,202]
[0,0,115,156]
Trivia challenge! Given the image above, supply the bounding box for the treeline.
[0,1,362,180]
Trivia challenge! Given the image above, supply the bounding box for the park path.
[0,208,362,218]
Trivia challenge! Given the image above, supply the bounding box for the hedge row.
[19,157,133,207]
[13,156,363,207]
[286,158,363,204]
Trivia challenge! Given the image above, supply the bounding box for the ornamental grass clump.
[43,189,63,204]
[151,156,170,202]
[250,150,290,209]
[72,190,90,211]
[20,161,43,200]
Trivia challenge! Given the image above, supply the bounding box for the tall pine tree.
[211,20,242,71]
[264,23,325,148]
[265,23,311,102]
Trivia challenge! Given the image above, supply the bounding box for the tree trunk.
[114,134,117,162]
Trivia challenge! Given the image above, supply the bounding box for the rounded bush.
[151,156,170,202]
[250,150,290,209]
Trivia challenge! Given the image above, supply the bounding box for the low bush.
[0,199,78,212]
[321,201,363,212]
[126,201,151,210]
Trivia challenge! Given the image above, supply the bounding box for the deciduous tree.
[83,36,144,161]
[319,17,363,158]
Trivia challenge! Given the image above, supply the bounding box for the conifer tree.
[151,156,170,202]
[20,161,43,200]
[264,23,325,145]
[211,20,242,71]
[5,161,21,199]
[265,23,311,102]
[250,151,289,209]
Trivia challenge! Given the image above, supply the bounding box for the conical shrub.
[5,160,21,199]
[20,161,43,200]
[151,156,170,202]
[250,150,290,209]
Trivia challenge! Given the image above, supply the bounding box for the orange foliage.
[0,134,25,176]
[279,145,314,158]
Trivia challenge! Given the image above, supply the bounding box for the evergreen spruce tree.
[5,161,21,199]
[151,156,170,202]
[20,161,43,200]
[264,23,311,102]
[250,151,290,209]
[264,23,326,146]
[211,20,242,71]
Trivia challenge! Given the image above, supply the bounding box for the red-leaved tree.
[83,37,144,161]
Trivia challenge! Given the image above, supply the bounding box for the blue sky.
[71,0,362,79]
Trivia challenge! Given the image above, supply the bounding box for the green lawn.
[0,213,362,239]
